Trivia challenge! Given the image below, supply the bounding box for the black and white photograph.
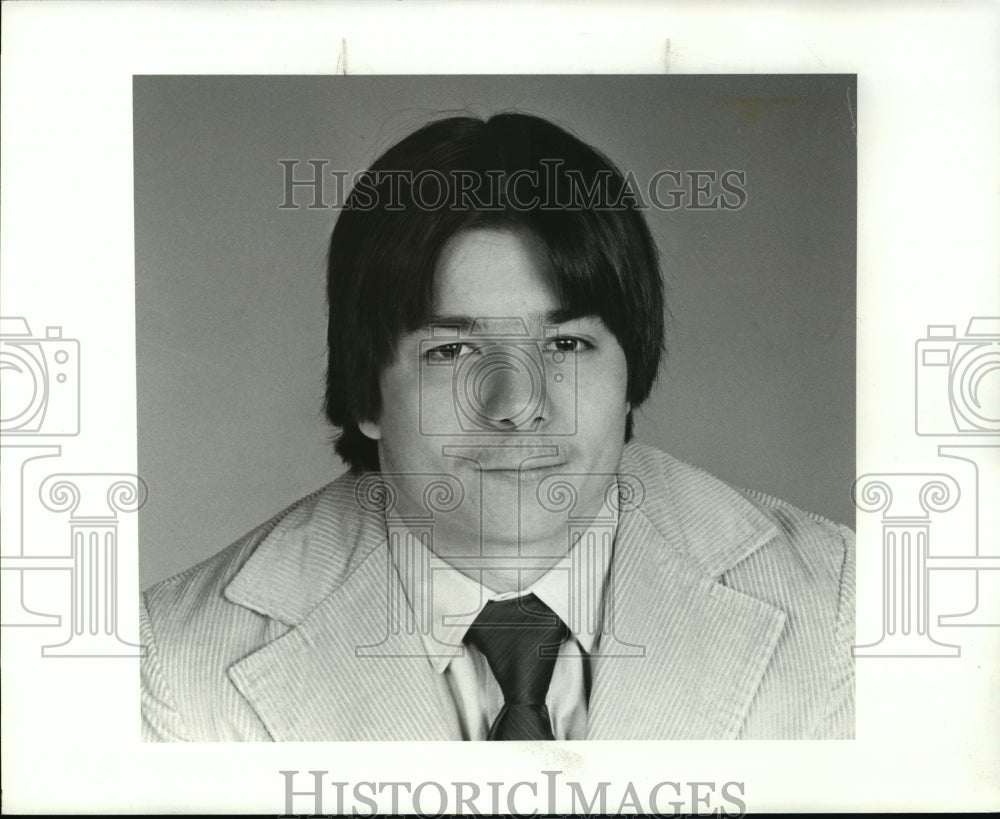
[135,75,856,743]
[1,2,998,814]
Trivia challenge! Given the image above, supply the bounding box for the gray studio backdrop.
[135,75,856,588]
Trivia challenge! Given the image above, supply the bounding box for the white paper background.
[2,1,999,813]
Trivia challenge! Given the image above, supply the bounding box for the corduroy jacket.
[141,443,855,741]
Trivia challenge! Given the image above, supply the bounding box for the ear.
[357,419,382,441]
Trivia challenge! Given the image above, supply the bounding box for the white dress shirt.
[388,514,617,740]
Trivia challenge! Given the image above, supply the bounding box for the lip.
[444,444,565,473]
[478,460,567,477]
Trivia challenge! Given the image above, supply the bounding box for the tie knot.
[464,593,569,706]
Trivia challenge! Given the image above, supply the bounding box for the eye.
[425,342,475,363]
[544,336,590,354]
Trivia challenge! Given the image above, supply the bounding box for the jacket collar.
[222,478,387,625]
[583,444,787,739]
[223,443,786,740]
[223,443,778,622]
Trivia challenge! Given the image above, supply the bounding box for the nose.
[468,345,546,431]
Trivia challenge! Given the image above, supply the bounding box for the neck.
[379,468,622,594]
[387,513,618,595]
[432,544,568,594]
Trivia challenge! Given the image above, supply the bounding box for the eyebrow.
[420,309,596,332]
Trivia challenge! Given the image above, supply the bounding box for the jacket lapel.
[220,445,788,741]
[224,482,462,741]
[587,448,787,740]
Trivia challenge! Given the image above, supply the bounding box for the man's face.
[361,227,629,559]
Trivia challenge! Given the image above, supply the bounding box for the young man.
[141,113,855,741]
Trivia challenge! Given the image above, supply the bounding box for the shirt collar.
[390,508,618,673]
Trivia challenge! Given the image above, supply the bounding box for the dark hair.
[325,112,664,472]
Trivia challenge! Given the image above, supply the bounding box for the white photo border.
[2,1,998,813]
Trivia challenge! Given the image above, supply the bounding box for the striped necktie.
[464,593,570,740]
